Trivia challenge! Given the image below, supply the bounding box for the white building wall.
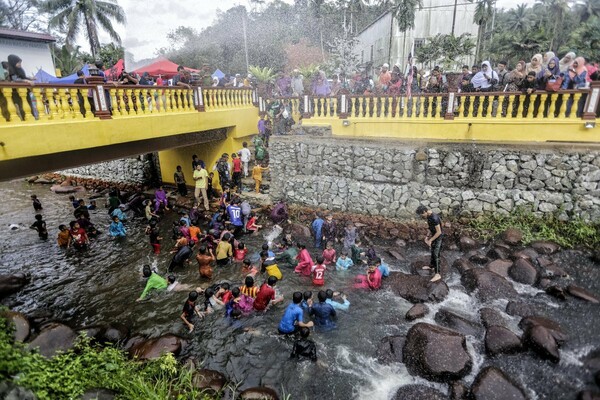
[354,12,393,69]
[0,38,55,77]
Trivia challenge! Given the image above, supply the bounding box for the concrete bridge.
[0,80,598,184]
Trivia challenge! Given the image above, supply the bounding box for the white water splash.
[263,224,283,247]
[511,280,544,297]
[560,345,596,367]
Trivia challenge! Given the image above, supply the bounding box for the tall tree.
[536,0,571,51]
[473,0,495,62]
[0,0,45,31]
[506,3,531,32]
[575,0,600,21]
[40,0,125,58]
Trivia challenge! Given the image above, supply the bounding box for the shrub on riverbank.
[0,315,216,400]
[468,207,600,249]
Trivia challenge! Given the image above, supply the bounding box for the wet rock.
[538,278,552,289]
[485,325,522,355]
[592,251,600,264]
[452,258,475,274]
[26,175,38,183]
[0,382,36,400]
[519,316,568,344]
[123,335,145,352]
[479,308,509,329]
[0,273,30,298]
[523,325,560,363]
[509,258,539,285]
[502,228,523,246]
[458,236,479,251]
[467,251,489,265]
[34,178,54,184]
[102,323,129,343]
[403,322,472,382]
[386,272,449,303]
[287,223,311,238]
[50,185,85,194]
[80,388,118,400]
[487,246,511,260]
[376,335,405,364]
[410,255,450,277]
[393,385,448,400]
[192,368,226,392]
[2,311,30,342]
[511,248,538,262]
[531,240,560,255]
[28,323,77,358]
[129,334,184,360]
[238,387,279,400]
[545,286,567,300]
[406,304,429,321]
[449,382,468,400]
[434,309,483,337]
[595,371,600,387]
[506,301,535,317]
[578,390,600,400]
[471,367,527,400]
[461,269,517,302]
[540,263,568,279]
[388,249,405,261]
[78,325,105,341]
[567,285,600,303]
[486,260,513,278]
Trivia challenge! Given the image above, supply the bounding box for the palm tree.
[575,0,600,21]
[506,3,532,32]
[473,0,495,62]
[40,0,125,59]
[53,44,84,75]
[535,0,570,51]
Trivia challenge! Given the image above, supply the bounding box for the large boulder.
[2,311,30,342]
[50,185,85,194]
[545,286,567,301]
[539,263,568,279]
[567,285,600,303]
[28,323,77,358]
[238,387,279,400]
[511,248,538,262]
[485,260,513,278]
[192,369,226,392]
[376,335,405,364]
[434,309,483,337]
[487,246,511,261]
[452,258,475,275]
[450,382,468,400]
[530,240,560,255]
[479,308,509,329]
[0,273,30,298]
[386,272,449,303]
[129,334,184,360]
[518,316,568,344]
[461,269,517,302]
[458,236,480,252]
[509,259,539,285]
[406,304,429,321]
[102,323,129,343]
[393,385,448,400]
[501,228,523,246]
[287,223,311,238]
[505,301,535,318]
[467,251,489,265]
[410,255,450,277]
[485,326,522,356]
[523,324,560,363]
[470,367,527,400]
[403,323,472,382]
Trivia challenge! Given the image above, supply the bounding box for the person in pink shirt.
[294,244,314,276]
[354,263,382,290]
[322,241,336,267]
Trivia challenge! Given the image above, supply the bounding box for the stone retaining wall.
[57,154,158,184]
[269,136,600,221]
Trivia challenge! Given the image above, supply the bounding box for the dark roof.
[0,28,55,43]
[357,10,393,36]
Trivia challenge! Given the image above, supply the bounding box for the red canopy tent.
[105,59,124,81]
[132,57,198,79]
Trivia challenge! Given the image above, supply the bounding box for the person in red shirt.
[234,242,248,262]
[295,244,313,276]
[322,241,336,267]
[68,221,89,250]
[311,255,327,286]
[231,153,243,194]
[219,282,233,304]
[253,276,282,311]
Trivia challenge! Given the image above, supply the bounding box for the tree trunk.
[475,23,484,63]
[84,12,100,58]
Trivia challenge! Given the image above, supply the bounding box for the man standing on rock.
[416,205,443,282]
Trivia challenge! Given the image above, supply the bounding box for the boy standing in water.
[109,216,127,238]
[311,256,327,287]
[181,291,204,332]
[31,195,43,211]
[416,205,443,282]
[311,213,324,249]
[30,214,48,240]
[57,224,70,247]
[290,327,317,361]
[322,214,337,245]
[145,220,162,255]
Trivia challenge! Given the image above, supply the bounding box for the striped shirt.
[240,285,259,298]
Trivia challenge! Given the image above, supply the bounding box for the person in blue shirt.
[278,292,314,334]
[109,216,126,238]
[301,291,313,312]
[374,257,390,278]
[309,291,337,331]
[335,251,354,270]
[262,243,275,258]
[226,199,244,236]
[111,205,127,223]
[311,213,324,249]
[180,213,191,227]
[325,289,350,311]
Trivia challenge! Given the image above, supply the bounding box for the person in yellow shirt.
[216,233,233,266]
[260,251,283,280]
[252,162,269,193]
[193,164,210,211]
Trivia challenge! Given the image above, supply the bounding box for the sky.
[106,0,532,62]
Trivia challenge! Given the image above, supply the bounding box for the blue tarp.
[34,68,55,83]
[49,64,90,84]
[211,69,225,80]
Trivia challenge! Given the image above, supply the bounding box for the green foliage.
[81,43,124,67]
[0,315,216,400]
[248,66,276,83]
[416,33,476,71]
[468,207,600,249]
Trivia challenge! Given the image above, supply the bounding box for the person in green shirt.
[137,265,167,301]
[276,243,299,268]
[351,239,366,267]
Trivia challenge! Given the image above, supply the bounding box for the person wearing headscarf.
[505,61,526,92]
[470,61,498,92]
[526,54,543,75]
[559,52,576,74]
[7,54,31,82]
[543,51,556,68]
[562,56,587,89]
[537,56,561,88]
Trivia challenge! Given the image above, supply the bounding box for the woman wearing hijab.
[6,54,34,121]
[526,54,543,75]
[562,56,588,117]
[537,56,561,88]
[543,51,556,68]
[470,61,499,116]
[559,52,576,73]
[501,61,526,117]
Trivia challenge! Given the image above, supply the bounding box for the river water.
[0,179,599,399]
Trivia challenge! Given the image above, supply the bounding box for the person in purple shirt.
[154,186,170,212]
[312,71,331,96]
[276,71,292,96]
[258,115,266,135]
